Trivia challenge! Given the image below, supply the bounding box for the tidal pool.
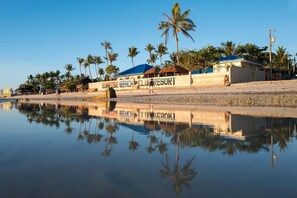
[0,101,297,198]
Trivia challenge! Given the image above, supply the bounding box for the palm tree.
[98,68,105,80]
[93,56,104,80]
[83,61,89,78]
[219,41,237,57]
[64,64,74,80]
[156,43,168,67]
[168,52,178,65]
[107,51,118,66]
[145,44,155,65]
[101,41,112,67]
[128,46,139,67]
[105,65,119,80]
[274,46,290,72]
[159,2,196,65]
[147,53,158,66]
[87,55,94,80]
[77,58,84,77]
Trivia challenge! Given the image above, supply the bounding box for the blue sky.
[1,0,297,89]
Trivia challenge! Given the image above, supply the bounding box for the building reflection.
[13,101,297,155]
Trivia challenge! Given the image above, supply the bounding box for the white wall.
[230,66,265,83]
[191,72,229,86]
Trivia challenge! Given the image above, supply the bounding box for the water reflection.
[11,101,297,196]
[13,102,297,156]
[160,133,197,196]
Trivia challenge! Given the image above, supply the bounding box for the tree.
[128,46,139,67]
[145,44,155,65]
[77,58,84,77]
[83,61,90,78]
[219,41,237,57]
[105,65,119,80]
[101,41,112,67]
[167,52,178,66]
[179,46,222,71]
[235,43,268,64]
[87,54,94,80]
[274,46,290,72]
[156,43,168,67]
[107,51,118,66]
[159,2,196,65]
[93,56,104,80]
[98,68,105,80]
[64,64,74,80]
[147,53,158,66]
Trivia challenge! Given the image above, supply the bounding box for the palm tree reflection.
[157,131,168,155]
[128,131,139,152]
[160,133,197,196]
[146,134,158,154]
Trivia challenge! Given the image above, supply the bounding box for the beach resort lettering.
[101,109,175,121]
[102,77,176,89]
[119,111,176,121]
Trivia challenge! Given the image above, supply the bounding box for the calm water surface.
[0,101,297,198]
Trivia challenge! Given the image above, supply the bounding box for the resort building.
[213,55,265,83]
[89,55,266,91]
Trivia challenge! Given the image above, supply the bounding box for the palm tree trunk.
[79,64,82,77]
[174,31,180,65]
[95,64,99,80]
[105,50,109,66]
[160,54,163,66]
[132,58,134,67]
[89,65,93,80]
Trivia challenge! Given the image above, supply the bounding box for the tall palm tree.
[128,46,139,67]
[83,61,89,78]
[159,2,196,65]
[77,58,84,77]
[87,55,94,80]
[220,41,237,57]
[64,64,74,80]
[107,51,118,66]
[101,41,112,67]
[156,43,168,67]
[93,56,104,80]
[145,44,155,65]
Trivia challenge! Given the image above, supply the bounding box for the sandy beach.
[9,79,297,107]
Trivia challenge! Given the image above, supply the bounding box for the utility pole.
[293,54,296,77]
[269,29,276,80]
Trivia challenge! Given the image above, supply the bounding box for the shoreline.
[11,99,297,119]
[7,80,297,107]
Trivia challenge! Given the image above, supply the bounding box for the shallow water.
[0,101,297,198]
